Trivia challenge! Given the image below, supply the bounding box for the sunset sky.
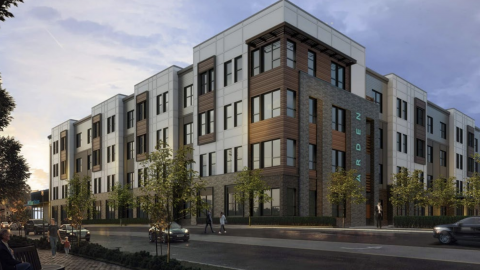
[1,0,479,191]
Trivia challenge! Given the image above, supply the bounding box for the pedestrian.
[375,201,383,229]
[204,210,215,233]
[63,237,70,256]
[47,218,61,258]
[219,212,227,234]
[0,229,33,270]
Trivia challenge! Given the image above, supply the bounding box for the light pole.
[41,191,45,237]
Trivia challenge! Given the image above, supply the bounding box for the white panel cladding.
[180,69,194,116]
[224,28,243,52]
[75,119,92,153]
[317,23,332,45]
[447,109,475,182]
[351,65,366,98]
[298,13,317,37]
[385,74,427,184]
[50,119,76,196]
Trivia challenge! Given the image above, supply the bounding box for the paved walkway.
[38,249,130,270]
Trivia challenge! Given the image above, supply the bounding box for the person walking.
[219,212,227,234]
[63,237,70,256]
[375,201,383,229]
[0,229,33,270]
[47,218,61,258]
[204,210,215,233]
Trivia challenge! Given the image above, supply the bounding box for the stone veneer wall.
[299,71,380,227]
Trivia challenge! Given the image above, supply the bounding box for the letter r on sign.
[356,160,361,166]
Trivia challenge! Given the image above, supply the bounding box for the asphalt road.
[76,226,480,270]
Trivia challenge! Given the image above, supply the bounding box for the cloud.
[29,6,61,21]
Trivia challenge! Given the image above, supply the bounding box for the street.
[57,225,480,270]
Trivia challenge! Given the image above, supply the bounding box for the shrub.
[394,216,470,228]
[196,216,336,226]
[82,218,149,225]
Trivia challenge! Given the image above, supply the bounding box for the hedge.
[9,235,64,252]
[82,218,149,225]
[394,216,469,228]
[196,216,336,226]
[71,241,200,270]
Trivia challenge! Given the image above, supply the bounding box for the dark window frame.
[332,106,346,132]
[184,85,193,108]
[330,62,345,89]
[372,90,382,113]
[307,50,316,76]
[224,60,233,87]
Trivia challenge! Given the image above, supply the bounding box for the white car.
[1,222,10,229]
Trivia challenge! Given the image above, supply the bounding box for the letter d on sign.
[356,144,361,151]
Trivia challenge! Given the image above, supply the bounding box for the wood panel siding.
[198,56,215,74]
[366,135,372,155]
[198,133,215,145]
[91,114,102,172]
[92,114,101,123]
[366,173,372,193]
[136,119,147,136]
[309,124,316,145]
[198,91,215,113]
[332,130,346,152]
[136,153,146,162]
[414,98,426,165]
[467,125,475,177]
[92,137,101,151]
[136,92,147,103]
[250,67,283,97]
[309,171,317,179]
[60,130,67,180]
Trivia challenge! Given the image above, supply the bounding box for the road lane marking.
[341,246,383,250]
[178,259,245,270]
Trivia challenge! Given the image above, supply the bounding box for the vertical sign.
[355,112,362,182]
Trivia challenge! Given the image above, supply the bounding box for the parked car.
[59,224,91,241]
[148,222,189,243]
[433,217,480,244]
[24,219,49,235]
[1,222,10,229]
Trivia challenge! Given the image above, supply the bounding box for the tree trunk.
[343,200,347,228]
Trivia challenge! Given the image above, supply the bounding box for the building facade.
[48,0,480,226]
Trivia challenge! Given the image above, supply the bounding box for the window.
[126,171,133,188]
[251,41,280,76]
[199,110,214,136]
[224,104,233,130]
[287,188,297,216]
[137,134,146,155]
[379,164,383,184]
[137,101,147,121]
[93,150,101,166]
[427,175,433,189]
[234,146,242,172]
[373,90,382,113]
[199,188,213,218]
[456,154,463,170]
[107,115,115,133]
[163,92,169,112]
[127,110,134,129]
[87,129,91,144]
[416,139,425,158]
[468,132,474,147]
[403,134,407,153]
[476,138,478,152]
[456,127,463,143]
[107,200,115,219]
[403,100,407,120]
[440,122,446,139]
[307,50,316,76]
[184,85,193,108]
[468,157,475,172]
[76,158,82,173]
[127,141,134,160]
[107,146,111,163]
[286,40,296,68]
[309,98,317,123]
[256,188,280,216]
[226,186,243,216]
[200,154,207,177]
[224,60,232,86]
[397,132,402,152]
[332,106,345,132]
[287,90,296,118]
[285,139,296,166]
[440,150,447,167]
[60,137,66,151]
[235,101,242,127]
[184,123,193,144]
[224,149,232,173]
[156,128,169,148]
[252,90,280,123]
[107,175,111,192]
[163,128,169,147]
[87,155,91,170]
[156,93,168,114]
[111,145,115,162]
[252,143,260,169]
[397,98,407,120]
[330,62,344,89]
[199,69,215,95]
[309,144,316,170]
[234,56,242,82]
[332,150,346,172]
[427,145,433,163]
[416,108,424,126]
[427,116,433,134]
[379,128,383,149]
[76,133,81,148]
[263,139,281,168]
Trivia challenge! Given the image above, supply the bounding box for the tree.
[108,182,135,225]
[327,168,366,228]
[464,172,480,212]
[0,0,24,22]
[232,167,271,221]
[0,75,31,203]
[390,168,427,216]
[428,177,459,215]
[66,174,96,244]
[139,142,207,261]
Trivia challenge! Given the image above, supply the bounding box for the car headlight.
[184,229,188,233]
[87,232,90,234]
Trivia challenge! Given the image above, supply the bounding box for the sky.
[1,0,479,191]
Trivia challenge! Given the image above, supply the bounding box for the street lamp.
[41,191,45,237]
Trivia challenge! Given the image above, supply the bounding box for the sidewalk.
[38,249,130,270]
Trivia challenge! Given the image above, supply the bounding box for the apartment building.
[48,0,480,227]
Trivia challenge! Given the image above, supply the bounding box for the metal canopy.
[248,23,357,66]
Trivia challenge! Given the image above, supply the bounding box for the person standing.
[63,237,70,256]
[0,229,33,270]
[204,210,215,233]
[375,202,383,229]
[219,212,227,234]
[47,218,61,258]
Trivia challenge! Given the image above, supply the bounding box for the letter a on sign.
[356,144,361,151]
[356,174,361,182]
[356,112,361,120]
[356,129,361,135]
[356,160,361,166]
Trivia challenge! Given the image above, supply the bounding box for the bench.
[12,245,65,270]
